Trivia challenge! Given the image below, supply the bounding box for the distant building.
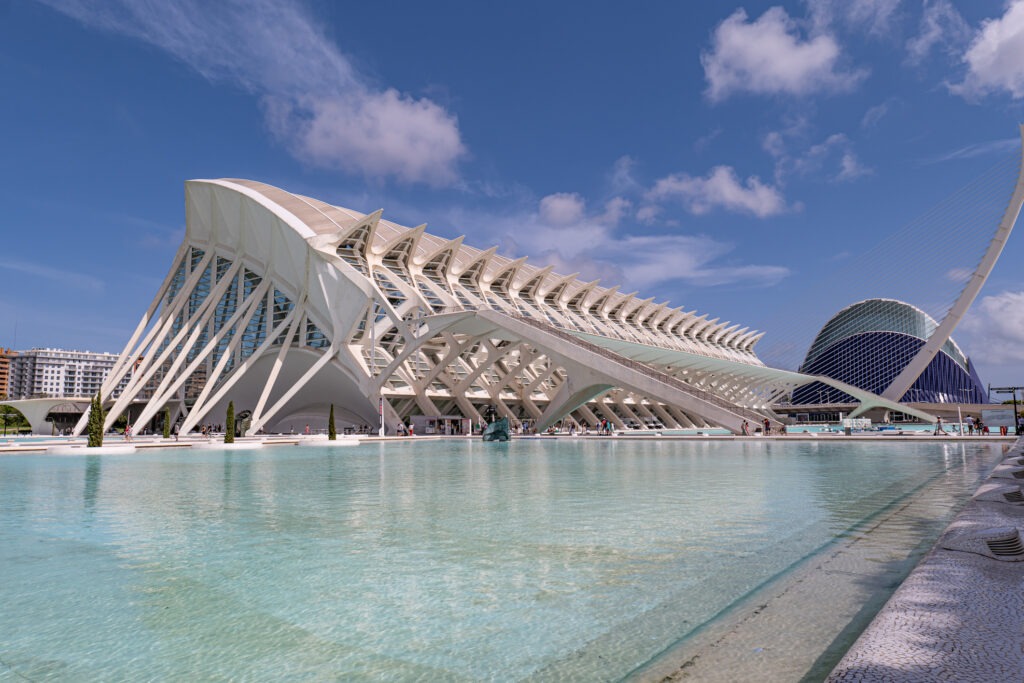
[0,348,16,398]
[791,299,989,406]
[7,348,127,400]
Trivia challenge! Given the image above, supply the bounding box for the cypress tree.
[225,401,235,444]
[163,407,171,439]
[328,404,336,440]
[87,392,104,448]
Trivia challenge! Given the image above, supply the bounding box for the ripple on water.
[0,439,1005,680]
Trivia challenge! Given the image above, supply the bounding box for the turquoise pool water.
[0,439,1003,680]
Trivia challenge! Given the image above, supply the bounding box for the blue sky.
[3,0,1024,388]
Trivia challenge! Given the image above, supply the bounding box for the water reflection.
[0,440,1008,682]
[83,455,101,514]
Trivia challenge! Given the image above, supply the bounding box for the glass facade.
[793,299,987,405]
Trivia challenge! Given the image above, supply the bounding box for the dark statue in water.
[482,416,511,442]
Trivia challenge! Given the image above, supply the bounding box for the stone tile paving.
[828,438,1024,682]
[638,445,1001,683]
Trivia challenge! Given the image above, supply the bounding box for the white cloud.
[838,151,872,181]
[599,197,632,226]
[612,235,790,289]
[924,137,1019,164]
[765,130,872,183]
[945,268,973,283]
[538,193,587,226]
[608,156,641,193]
[952,0,1024,100]
[806,0,905,37]
[905,0,970,65]
[444,182,789,293]
[537,190,627,234]
[41,0,465,184]
[694,127,723,152]
[860,100,891,128]
[961,290,1024,364]
[635,205,662,224]
[701,7,867,102]
[0,259,104,293]
[647,166,789,217]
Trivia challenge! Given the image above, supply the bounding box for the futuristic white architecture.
[74,179,942,437]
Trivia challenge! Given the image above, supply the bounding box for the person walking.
[762,417,771,436]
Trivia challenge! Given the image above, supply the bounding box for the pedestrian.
[172,421,180,441]
[304,423,310,435]
[966,415,975,435]
[934,417,946,435]
[124,423,132,442]
[763,417,771,436]
[741,420,749,436]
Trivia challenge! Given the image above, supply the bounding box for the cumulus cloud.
[961,290,1024,364]
[951,0,1024,100]
[41,0,466,184]
[701,7,867,102]
[905,0,971,65]
[538,193,587,226]
[446,185,789,293]
[635,205,662,225]
[647,166,789,217]
[599,197,632,226]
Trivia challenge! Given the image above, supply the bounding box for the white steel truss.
[76,178,931,437]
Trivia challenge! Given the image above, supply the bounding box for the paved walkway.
[828,437,1024,682]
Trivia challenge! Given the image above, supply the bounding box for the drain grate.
[987,533,1024,557]
[942,527,1024,561]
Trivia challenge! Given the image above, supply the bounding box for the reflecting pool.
[0,439,1004,680]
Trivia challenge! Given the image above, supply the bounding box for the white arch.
[883,125,1024,401]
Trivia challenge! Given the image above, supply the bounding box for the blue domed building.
[792,298,988,405]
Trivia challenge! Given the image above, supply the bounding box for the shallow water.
[0,439,1003,681]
